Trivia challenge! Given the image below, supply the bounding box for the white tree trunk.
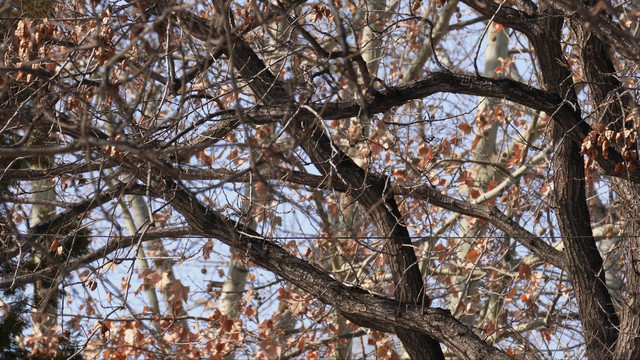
[31,160,58,350]
[448,24,508,327]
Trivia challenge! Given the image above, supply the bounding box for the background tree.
[1,0,639,359]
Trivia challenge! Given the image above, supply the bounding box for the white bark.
[404,0,460,82]
[448,24,509,327]
[30,161,58,349]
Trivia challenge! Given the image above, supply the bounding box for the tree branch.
[460,0,537,37]
[175,165,565,267]
[0,227,189,290]
[1,183,147,263]
[177,71,638,183]
[142,166,510,360]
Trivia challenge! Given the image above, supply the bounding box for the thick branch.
[188,71,638,182]
[144,168,509,360]
[568,6,640,356]
[531,6,618,358]
[460,0,536,36]
[178,6,445,357]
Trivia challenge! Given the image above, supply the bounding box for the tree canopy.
[1,0,639,359]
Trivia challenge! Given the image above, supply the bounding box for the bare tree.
[1,0,639,359]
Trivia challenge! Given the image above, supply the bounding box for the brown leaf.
[517,264,531,280]
[469,188,481,199]
[465,248,481,263]
[458,122,472,135]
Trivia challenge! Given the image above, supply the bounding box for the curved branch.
[143,168,510,360]
[181,4,446,356]
[215,72,637,182]
[143,22,631,185]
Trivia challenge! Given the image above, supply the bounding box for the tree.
[1,0,639,358]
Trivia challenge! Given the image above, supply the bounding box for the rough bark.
[178,5,445,357]
[145,169,509,360]
[290,109,445,360]
[611,181,640,359]
[533,6,618,359]
[552,123,619,359]
[453,2,623,357]
[6,2,640,357]
[567,3,640,356]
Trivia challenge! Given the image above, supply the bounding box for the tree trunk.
[30,156,58,352]
[533,5,619,358]
[567,3,640,356]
